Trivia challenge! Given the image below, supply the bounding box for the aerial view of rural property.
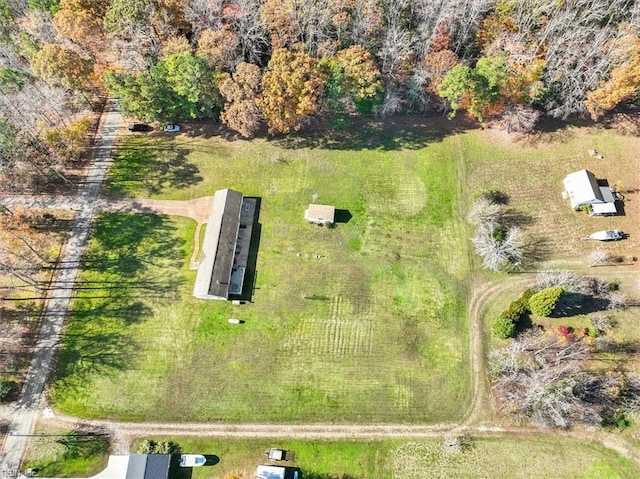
[2,0,640,478]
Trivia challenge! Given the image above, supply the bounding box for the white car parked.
[163,124,181,132]
[179,454,207,467]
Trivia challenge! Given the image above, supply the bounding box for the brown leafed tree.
[53,8,105,54]
[585,30,640,120]
[259,0,299,49]
[429,22,453,53]
[31,44,94,92]
[197,28,240,69]
[154,0,192,39]
[59,0,112,18]
[423,49,458,95]
[219,62,262,137]
[258,48,327,134]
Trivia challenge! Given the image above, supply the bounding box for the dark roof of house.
[194,189,257,300]
[145,454,171,479]
[125,454,171,479]
[194,189,243,299]
[125,455,147,479]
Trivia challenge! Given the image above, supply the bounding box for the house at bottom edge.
[255,464,302,479]
[125,454,171,479]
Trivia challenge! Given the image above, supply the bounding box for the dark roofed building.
[194,188,257,300]
[125,454,171,479]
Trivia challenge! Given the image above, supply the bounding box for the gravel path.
[0,100,120,476]
[2,110,640,476]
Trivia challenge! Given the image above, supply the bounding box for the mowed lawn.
[134,436,639,479]
[463,126,640,263]
[52,119,473,422]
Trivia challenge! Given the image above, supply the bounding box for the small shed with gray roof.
[305,204,335,225]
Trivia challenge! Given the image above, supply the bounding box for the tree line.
[2,0,640,183]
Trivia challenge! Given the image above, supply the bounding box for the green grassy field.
[125,436,639,479]
[52,119,472,422]
[22,425,109,477]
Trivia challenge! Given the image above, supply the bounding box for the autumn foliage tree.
[321,45,383,115]
[43,117,92,162]
[197,28,240,70]
[53,7,105,54]
[585,29,640,120]
[219,62,262,137]
[31,44,93,92]
[258,48,326,134]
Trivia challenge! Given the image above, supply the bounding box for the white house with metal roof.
[562,169,616,216]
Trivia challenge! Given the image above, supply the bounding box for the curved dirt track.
[38,270,640,468]
[3,102,640,472]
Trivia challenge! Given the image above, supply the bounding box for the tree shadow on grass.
[502,209,535,228]
[271,115,475,151]
[82,213,185,278]
[53,213,186,390]
[304,473,358,479]
[105,138,202,197]
[551,292,610,317]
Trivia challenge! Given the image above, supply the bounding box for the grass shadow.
[105,138,203,197]
[82,213,185,278]
[552,292,610,317]
[271,115,475,151]
[334,209,352,224]
[304,473,357,479]
[53,213,186,398]
[502,209,535,228]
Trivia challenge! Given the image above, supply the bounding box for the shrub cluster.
[528,286,564,317]
[136,439,181,454]
[492,288,534,339]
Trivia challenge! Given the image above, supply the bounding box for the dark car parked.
[128,123,151,132]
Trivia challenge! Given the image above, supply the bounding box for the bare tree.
[472,225,524,273]
[535,270,607,296]
[228,0,268,65]
[606,291,629,310]
[589,249,611,267]
[489,330,595,428]
[494,104,541,134]
[590,312,616,332]
[467,197,502,229]
[184,0,225,36]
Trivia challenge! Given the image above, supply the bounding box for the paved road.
[0,100,121,476]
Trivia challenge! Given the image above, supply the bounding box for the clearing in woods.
[51,119,473,423]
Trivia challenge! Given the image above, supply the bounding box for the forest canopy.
[2,0,640,146]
